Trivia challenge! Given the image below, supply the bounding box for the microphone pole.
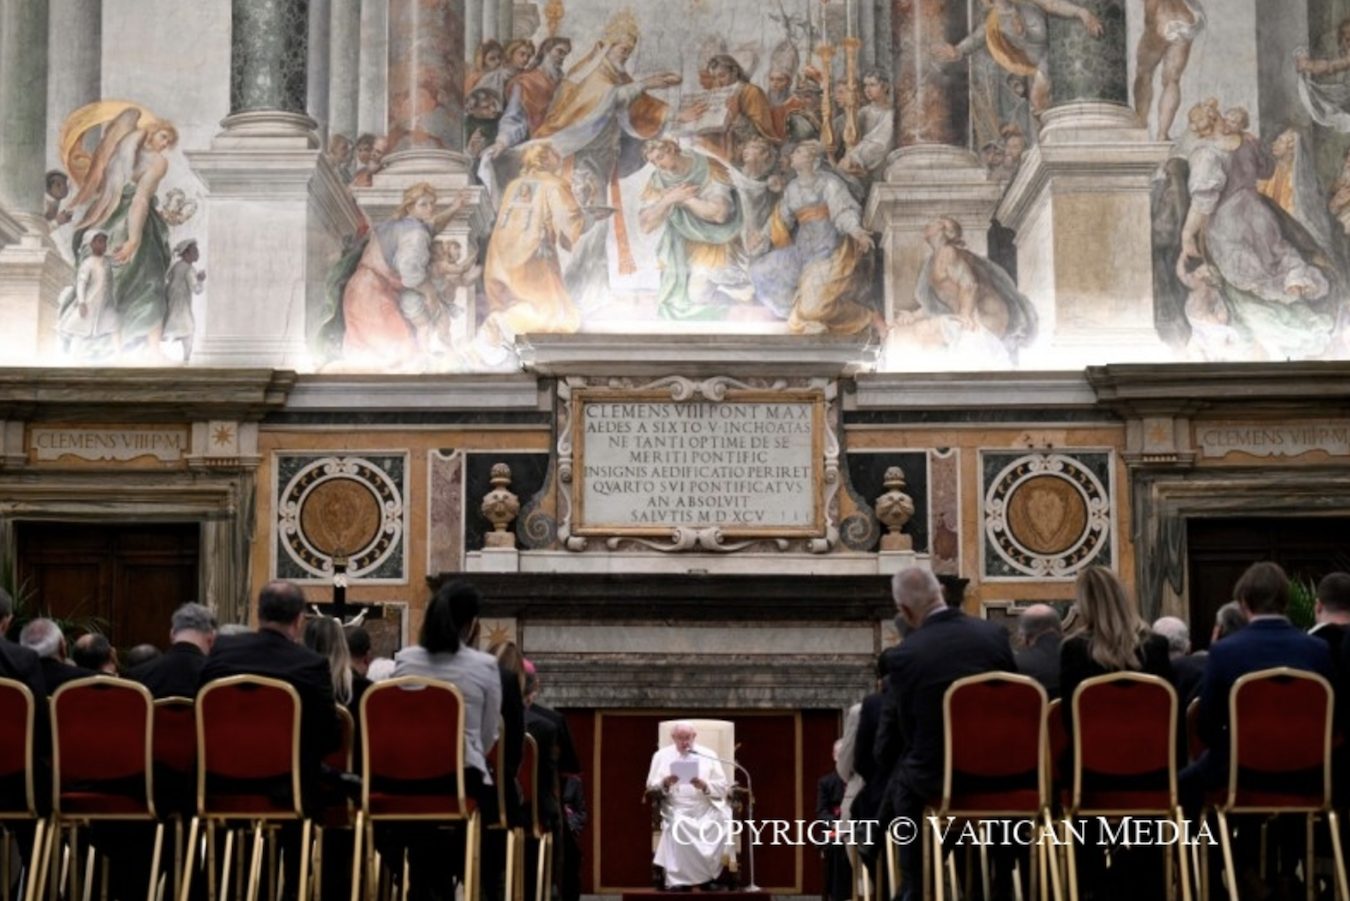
[691,749,760,892]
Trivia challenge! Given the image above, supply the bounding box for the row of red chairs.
[864,667,1347,901]
[0,674,551,901]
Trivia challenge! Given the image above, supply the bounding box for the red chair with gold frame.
[351,677,480,901]
[46,676,162,901]
[311,706,355,901]
[1065,672,1189,901]
[919,672,1059,901]
[1203,667,1348,901]
[0,677,46,901]
[179,675,312,901]
[486,719,525,901]
[153,696,197,901]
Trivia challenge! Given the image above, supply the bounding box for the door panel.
[15,521,200,650]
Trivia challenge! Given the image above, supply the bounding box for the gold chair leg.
[462,813,479,901]
[1064,817,1079,901]
[23,820,49,901]
[1044,810,1063,901]
[348,814,364,901]
[296,822,311,901]
[218,825,234,901]
[932,819,945,901]
[1307,815,1316,901]
[1327,810,1349,901]
[979,839,991,901]
[245,824,263,901]
[177,818,200,901]
[1214,811,1237,901]
[885,828,899,901]
[1175,809,1193,901]
[147,823,165,901]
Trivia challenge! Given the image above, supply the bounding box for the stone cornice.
[853,371,1099,410]
[517,334,877,378]
[1086,362,1350,417]
[285,372,545,411]
[0,368,296,422]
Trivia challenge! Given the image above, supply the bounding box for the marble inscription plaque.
[577,398,821,535]
[1197,422,1350,459]
[30,426,187,463]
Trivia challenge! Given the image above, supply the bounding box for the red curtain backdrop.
[564,709,841,894]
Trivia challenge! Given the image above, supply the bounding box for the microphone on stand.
[688,748,761,892]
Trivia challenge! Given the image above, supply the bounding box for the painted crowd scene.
[28,0,1350,371]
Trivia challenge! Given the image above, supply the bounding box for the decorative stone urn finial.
[481,462,520,549]
[875,466,915,551]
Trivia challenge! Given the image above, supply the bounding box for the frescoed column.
[46,0,102,173]
[466,0,483,64]
[308,0,333,142]
[329,0,363,144]
[864,0,1002,328]
[358,0,389,136]
[189,0,363,368]
[0,0,71,364]
[998,0,1170,365]
[385,0,466,162]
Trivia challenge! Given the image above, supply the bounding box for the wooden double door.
[1187,515,1350,649]
[15,521,200,650]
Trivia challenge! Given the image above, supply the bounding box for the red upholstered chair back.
[360,677,468,819]
[52,677,155,818]
[325,706,354,773]
[484,717,509,828]
[521,734,542,838]
[942,673,1048,815]
[196,676,302,819]
[0,677,37,817]
[1227,667,1332,812]
[1071,673,1177,813]
[153,697,197,777]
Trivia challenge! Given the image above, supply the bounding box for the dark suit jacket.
[816,770,845,823]
[1171,651,1207,707]
[877,608,1017,799]
[39,657,100,694]
[0,636,49,806]
[1196,617,1334,780]
[499,666,526,823]
[1015,633,1062,699]
[129,642,207,698]
[525,706,561,828]
[851,690,887,820]
[532,702,581,775]
[199,628,341,806]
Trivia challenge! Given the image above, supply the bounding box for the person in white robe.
[645,722,733,888]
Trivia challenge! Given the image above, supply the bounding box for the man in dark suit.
[525,663,583,901]
[0,587,45,704]
[1182,563,1335,895]
[877,567,1016,901]
[1153,615,1206,705]
[199,580,341,811]
[1311,572,1350,659]
[1014,604,1062,699]
[19,618,98,693]
[129,602,217,698]
[817,742,850,901]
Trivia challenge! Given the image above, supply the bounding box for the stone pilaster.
[466,0,483,60]
[190,0,362,368]
[328,0,362,143]
[480,0,498,40]
[496,0,514,41]
[865,0,999,323]
[0,0,71,364]
[997,0,1171,365]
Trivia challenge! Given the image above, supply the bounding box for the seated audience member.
[938,574,970,609]
[199,580,341,812]
[1015,604,1063,698]
[20,618,97,693]
[390,581,504,900]
[1152,615,1205,704]
[1311,571,1350,657]
[1059,567,1173,895]
[123,644,162,669]
[1182,562,1335,894]
[0,586,45,701]
[817,740,850,901]
[1211,600,1247,644]
[525,661,583,901]
[72,633,118,674]
[646,721,733,890]
[129,602,217,698]
[0,588,46,862]
[346,624,374,699]
[488,640,527,826]
[875,567,1015,901]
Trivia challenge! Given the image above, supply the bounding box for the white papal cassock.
[646,743,733,887]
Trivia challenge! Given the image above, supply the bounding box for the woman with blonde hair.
[303,615,355,708]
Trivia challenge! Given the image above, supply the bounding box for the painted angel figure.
[58,103,180,358]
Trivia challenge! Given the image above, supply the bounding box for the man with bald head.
[875,567,1015,901]
[1014,604,1062,698]
[645,721,732,889]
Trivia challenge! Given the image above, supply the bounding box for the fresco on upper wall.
[23,0,1350,372]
